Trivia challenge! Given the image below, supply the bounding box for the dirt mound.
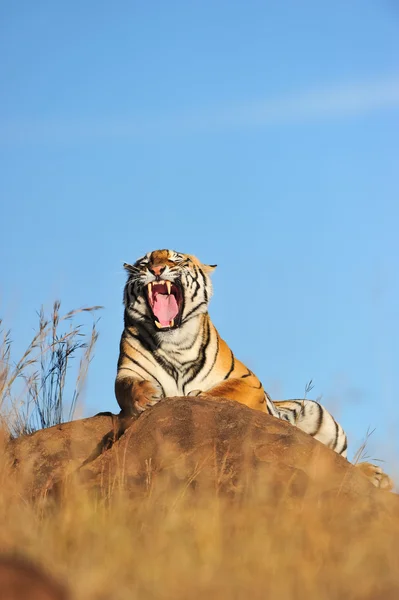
[4,397,399,599]
[7,397,398,512]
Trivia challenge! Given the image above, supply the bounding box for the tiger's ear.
[123,262,136,274]
[203,264,217,274]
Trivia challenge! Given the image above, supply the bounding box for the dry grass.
[0,438,398,600]
[0,304,398,599]
[0,301,101,436]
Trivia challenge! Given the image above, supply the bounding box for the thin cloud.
[2,74,399,144]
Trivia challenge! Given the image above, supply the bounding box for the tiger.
[115,249,393,490]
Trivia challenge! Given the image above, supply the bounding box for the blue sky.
[1,1,399,472]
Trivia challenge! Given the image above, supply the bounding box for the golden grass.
[0,433,398,600]
[0,302,100,436]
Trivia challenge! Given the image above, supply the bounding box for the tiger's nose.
[149,265,166,277]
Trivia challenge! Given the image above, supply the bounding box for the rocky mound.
[3,396,399,600]
[6,397,398,512]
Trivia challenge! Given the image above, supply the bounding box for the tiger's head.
[123,249,217,332]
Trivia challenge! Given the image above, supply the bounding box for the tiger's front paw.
[132,380,163,416]
[355,462,394,491]
[187,389,202,397]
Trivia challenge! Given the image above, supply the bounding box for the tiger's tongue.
[153,294,179,326]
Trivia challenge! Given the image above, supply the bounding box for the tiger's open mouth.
[146,281,183,330]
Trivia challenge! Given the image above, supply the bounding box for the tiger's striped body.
[118,312,279,412]
[115,249,393,490]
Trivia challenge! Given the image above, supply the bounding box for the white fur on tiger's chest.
[154,363,220,398]
[155,321,221,397]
